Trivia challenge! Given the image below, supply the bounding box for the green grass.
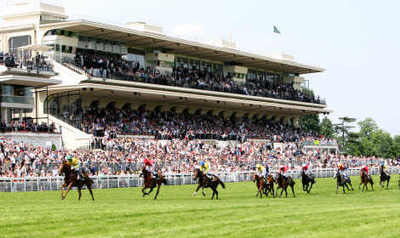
[1,175,400,238]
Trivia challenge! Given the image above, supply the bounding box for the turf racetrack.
[1,175,400,238]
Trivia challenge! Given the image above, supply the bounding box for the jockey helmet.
[256,164,261,169]
[66,155,72,161]
[200,161,205,167]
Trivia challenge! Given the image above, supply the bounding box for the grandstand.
[0,0,330,150]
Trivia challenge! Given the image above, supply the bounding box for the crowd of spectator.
[0,136,397,178]
[3,53,54,73]
[73,51,323,104]
[0,121,56,133]
[63,104,316,143]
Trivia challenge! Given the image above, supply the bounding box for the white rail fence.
[1,167,399,192]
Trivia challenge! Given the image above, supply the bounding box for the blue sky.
[20,0,400,134]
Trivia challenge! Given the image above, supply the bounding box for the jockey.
[144,158,158,179]
[338,163,349,179]
[66,155,81,180]
[264,162,270,177]
[256,164,267,181]
[279,166,288,178]
[361,165,369,176]
[380,162,388,176]
[302,163,312,177]
[200,161,213,180]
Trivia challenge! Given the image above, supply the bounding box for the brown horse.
[192,168,225,200]
[276,173,296,198]
[141,168,167,200]
[253,174,275,198]
[59,161,95,200]
[359,170,374,192]
[253,174,267,198]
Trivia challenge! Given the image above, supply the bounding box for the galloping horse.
[301,171,316,194]
[334,170,354,194]
[276,173,295,198]
[379,165,390,189]
[265,175,275,197]
[359,170,374,192]
[59,161,95,200]
[253,174,275,198]
[192,168,225,200]
[141,168,167,200]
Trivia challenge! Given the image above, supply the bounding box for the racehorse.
[265,175,275,197]
[59,161,95,201]
[141,168,167,200]
[379,165,390,189]
[359,170,374,192]
[276,173,295,198]
[253,174,267,198]
[192,168,225,200]
[301,171,316,194]
[253,174,274,198]
[334,170,354,194]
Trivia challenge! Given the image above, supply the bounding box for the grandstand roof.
[40,20,324,74]
[47,82,330,114]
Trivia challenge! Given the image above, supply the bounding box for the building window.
[8,35,32,55]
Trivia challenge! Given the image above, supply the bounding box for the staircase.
[48,115,92,150]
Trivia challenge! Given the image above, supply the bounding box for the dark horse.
[335,170,354,194]
[379,165,390,189]
[276,173,295,198]
[59,161,95,200]
[301,171,316,194]
[359,170,374,192]
[253,174,275,198]
[192,168,225,200]
[141,168,167,200]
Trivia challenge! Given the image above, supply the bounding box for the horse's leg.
[60,183,65,200]
[88,185,95,201]
[284,186,288,198]
[142,187,148,197]
[147,186,154,195]
[387,178,390,189]
[291,185,296,198]
[342,185,346,194]
[214,187,219,200]
[211,187,215,200]
[154,184,161,200]
[202,187,206,197]
[279,187,283,197]
[192,184,201,197]
[336,183,339,194]
[308,183,313,193]
[259,184,263,199]
[62,183,73,200]
[78,186,82,200]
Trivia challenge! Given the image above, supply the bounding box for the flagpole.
[273,25,283,59]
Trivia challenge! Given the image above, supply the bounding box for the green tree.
[320,117,335,138]
[358,118,379,138]
[300,114,320,134]
[334,117,356,151]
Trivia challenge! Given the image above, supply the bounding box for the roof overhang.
[46,82,331,114]
[40,20,324,74]
[0,75,61,87]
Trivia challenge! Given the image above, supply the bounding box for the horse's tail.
[219,179,225,189]
[162,178,167,185]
